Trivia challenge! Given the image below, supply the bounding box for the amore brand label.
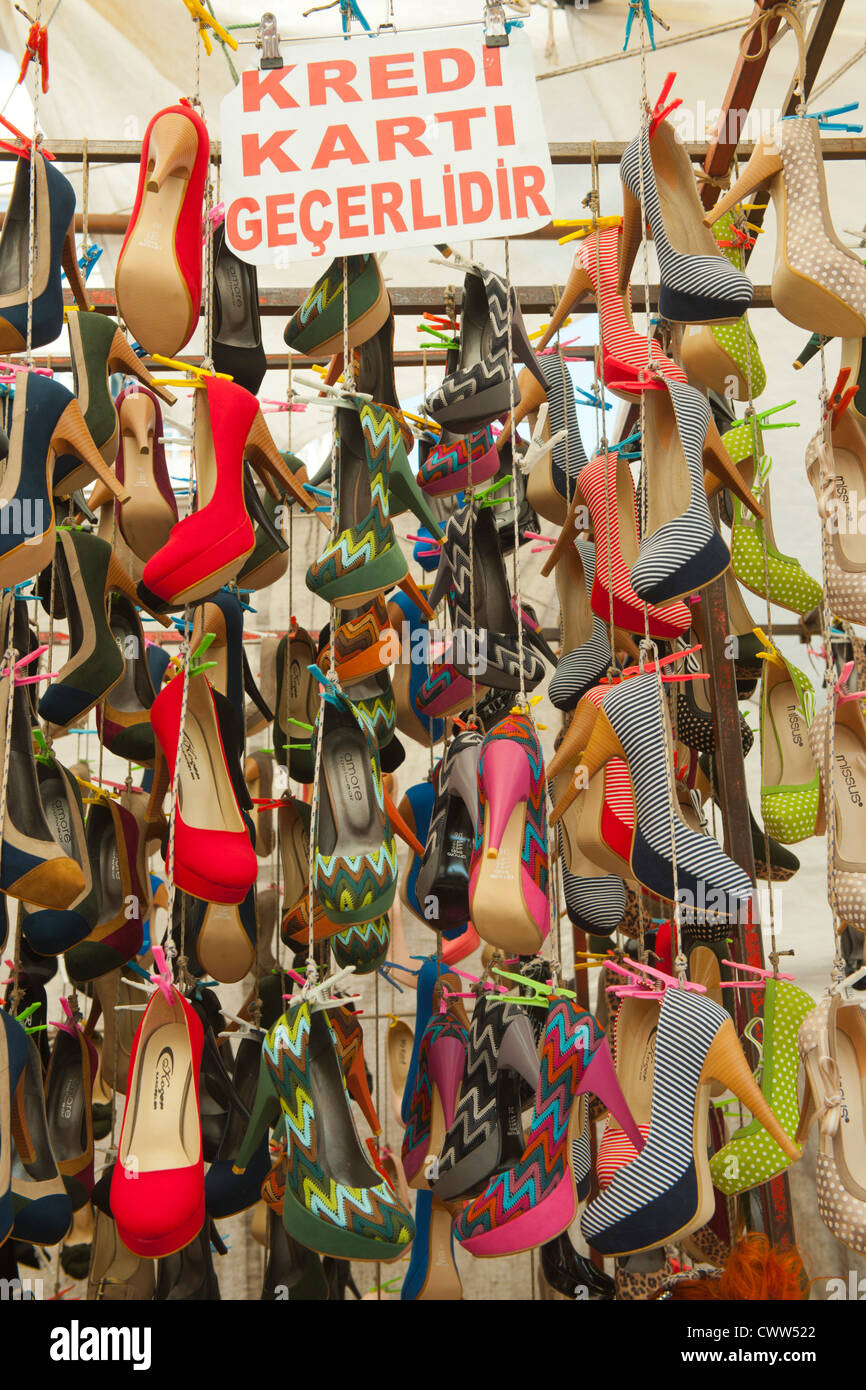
[221,28,553,263]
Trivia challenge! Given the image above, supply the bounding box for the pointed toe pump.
[706,117,866,338]
[115,104,210,357]
[20,750,97,956]
[211,221,266,393]
[470,712,550,955]
[44,1014,98,1210]
[620,116,753,324]
[140,375,314,609]
[760,645,822,845]
[95,591,158,764]
[10,1033,72,1247]
[234,1001,415,1262]
[147,669,257,905]
[806,404,866,626]
[416,729,482,933]
[111,976,205,1259]
[112,385,179,566]
[810,693,866,932]
[402,1010,469,1189]
[64,795,145,984]
[548,537,631,712]
[0,150,89,352]
[680,211,767,402]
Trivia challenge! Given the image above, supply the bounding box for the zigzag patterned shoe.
[332,914,391,975]
[433,993,539,1201]
[313,678,398,926]
[401,1011,469,1189]
[283,253,390,357]
[454,1000,641,1257]
[234,1002,414,1262]
[470,712,550,955]
[416,729,482,934]
[418,426,499,498]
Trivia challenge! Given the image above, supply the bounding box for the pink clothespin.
[49,995,80,1036]
[203,201,225,241]
[538,334,580,356]
[720,958,795,990]
[0,360,53,383]
[260,398,307,415]
[149,945,175,1002]
[834,660,866,704]
[0,645,54,685]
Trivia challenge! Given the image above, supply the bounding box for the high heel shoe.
[401,1010,469,1189]
[211,221,266,394]
[92,970,142,1095]
[329,1005,381,1134]
[387,1016,415,1127]
[0,373,128,590]
[64,795,146,984]
[116,104,211,357]
[680,211,767,401]
[44,1016,98,1211]
[416,730,482,934]
[538,222,687,396]
[19,749,97,956]
[87,1173,155,1300]
[10,1034,72,1247]
[673,636,753,757]
[0,151,89,351]
[307,402,440,607]
[140,376,314,609]
[759,643,822,845]
[455,999,642,1256]
[470,711,549,955]
[797,991,866,1253]
[710,977,815,1195]
[37,527,153,735]
[0,595,85,911]
[147,668,257,905]
[111,976,205,1258]
[581,986,799,1255]
[810,693,866,931]
[433,992,539,1201]
[706,118,866,337]
[555,671,755,914]
[620,116,753,324]
[312,678,397,926]
[273,625,318,781]
[111,385,179,566]
[155,1218,222,1300]
[234,1001,415,1261]
[237,474,289,592]
[499,354,589,526]
[284,253,390,356]
[541,454,691,641]
[1,1010,36,1244]
[806,402,866,625]
[549,538,636,711]
[332,915,391,974]
[628,381,738,606]
[387,592,445,748]
[94,591,158,763]
[64,310,176,468]
[425,263,545,430]
[418,426,498,498]
[205,1032,271,1219]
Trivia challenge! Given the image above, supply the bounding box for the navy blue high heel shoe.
[0,152,90,353]
[0,1009,32,1245]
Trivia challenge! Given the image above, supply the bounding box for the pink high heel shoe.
[470,712,549,956]
[401,1011,468,1188]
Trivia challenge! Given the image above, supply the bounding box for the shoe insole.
[431,795,473,914]
[653,124,720,259]
[765,680,814,789]
[288,641,317,725]
[41,776,80,859]
[120,399,175,560]
[47,1039,86,1165]
[319,729,383,856]
[831,447,866,570]
[178,704,246,834]
[91,1207,143,1286]
[109,612,148,713]
[645,390,692,538]
[419,1197,462,1300]
[336,410,371,530]
[558,549,592,654]
[836,1022,866,1190]
[97,823,123,928]
[13,1047,57,1180]
[388,1021,414,1104]
[307,1009,379,1188]
[832,725,866,868]
[122,1021,198,1173]
[613,996,658,1130]
[215,250,257,348]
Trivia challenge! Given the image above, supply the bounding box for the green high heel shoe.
[710,976,813,1195]
[233,1000,414,1262]
[681,210,766,402]
[758,638,823,844]
[65,309,176,466]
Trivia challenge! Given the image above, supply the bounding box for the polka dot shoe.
[759,644,822,845]
[726,440,823,617]
[809,696,866,933]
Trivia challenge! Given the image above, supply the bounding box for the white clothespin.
[429,247,485,276]
[518,403,567,474]
[218,1008,266,1040]
[285,963,361,1013]
[288,376,373,409]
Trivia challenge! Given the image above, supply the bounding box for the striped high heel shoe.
[454,999,642,1257]
[680,211,767,402]
[620,116,753,324]
[581,987,799,1256]
[497,353,589,526]
[548,538,638,712]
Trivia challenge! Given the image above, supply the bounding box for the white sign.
[220,27,554,264]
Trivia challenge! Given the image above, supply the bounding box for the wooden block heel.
[52,400,130,504]
[703,417,765,519]
[108,329,176,406]
[537,262,593,353]
[247,410,317,511]
[704,137,784,228]
[618,182,643,295]
[701,1017,801,1161]
[145,112,200,191]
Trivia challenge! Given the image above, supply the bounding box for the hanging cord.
[740,2,808,113]
[0,612,18,1010]
[585,144,618,668]
[24,0,42,365]
[81,135,88,257]
[505,241,528,713]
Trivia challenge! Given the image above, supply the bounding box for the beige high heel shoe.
[810,694,866,933]
[806,407,866,625]
[706,121,866,337]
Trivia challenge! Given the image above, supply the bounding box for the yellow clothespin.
[150,354,233,390]
[753,626,786,668]
[509,693,546,730]
[180,0,238,55]
[529,316,572,342]
[401,408,441,435]
[76,775,116,803]
[555,214,622,246]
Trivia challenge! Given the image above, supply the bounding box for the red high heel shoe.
[116,104,210,358]
[139,375,315,609]
[542,453,691,640]
[146,669,257,904]
[111,962,205,1259]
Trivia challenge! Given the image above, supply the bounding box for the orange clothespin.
[0,111,54,161]
[15,8,48,93]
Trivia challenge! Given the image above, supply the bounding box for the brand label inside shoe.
[639,1027,658,1085]
[446,832,471,859]
[834,474,856,527]
[835,754,863,806]
[45,797,73,851]
[786,705,803,747]
[152,1047,174,1110]
[180,731,201,783]
[60,1076,78,1123]
[838,1076,850,1124]
[504,1103,521,1136]
[224,260,245,312]
[338,750,364,802]
[110,848,121,883]
[289,659,302,703]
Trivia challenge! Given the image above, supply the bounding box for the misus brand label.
[152,1047,174,1111]
[786,705,803,747]
[835,753,863,806]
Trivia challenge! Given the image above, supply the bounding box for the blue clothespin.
[304,483,332,499]
[79,244,103,281]
[574,383,613,411]
[340,0,370,36]
[129,341,148,360]
[623,1,660,53]
[786,101,862,134]
[171,614,193,635]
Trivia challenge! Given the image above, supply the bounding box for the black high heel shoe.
[540,1232,616,1300]
[155,1219,224,1300]
[211,224,266,394]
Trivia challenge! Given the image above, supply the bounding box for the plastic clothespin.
[803,101,862,134]
[833,660,866,705]
[719,958,795,989]
[492,965,576,1007]
[648,71,681,136]
[179,0,238,55]
[148,945,176,1003]
[474,474,513,511]
[206,201,225,236]
[0,359,52,383]
[0,111,54,161]
[1,645,52,687]
[150,354,233,391]
[15,8,49,92]
[260,397,306,415]
[48,996,81,1036]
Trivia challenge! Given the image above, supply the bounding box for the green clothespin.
[492,965,576,1007]
[755,399,799,431]
[475,475,513,510]
[32,729,53,765]
[16,1001,46,1034]
[187,632,218,679]
[285,717,314,732]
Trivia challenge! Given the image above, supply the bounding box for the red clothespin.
[648,72,682,137]
[16,12,49,94]
[825,368,858,429]
[0,111,54,160]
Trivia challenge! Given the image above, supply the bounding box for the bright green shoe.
[283,253,390,357]
[681,210,766,402]
[758,640,823,844]
[710,977,813,1195]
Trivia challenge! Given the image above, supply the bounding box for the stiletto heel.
[547,697,602,783]
[402,1011,469,1188]
[61,223,90,311]
[384,786,425,859]
[108,327,176,403]
[571,707,625,788]
[52,398,130,502]
[246,409,316,511]
[233,1052,282,1175]
[618,181,643,295]
[480,738,530,858]
[704,135,784,227]
[510,295,548,390]
[537,261,593,351]
[703,415,764,519]
[387,448,444,539]
[701,1017,800,1161]
[576,1034,645,1152]
[330,1006,381,1134]
[397,572,434,621]
[145,740,170,839]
